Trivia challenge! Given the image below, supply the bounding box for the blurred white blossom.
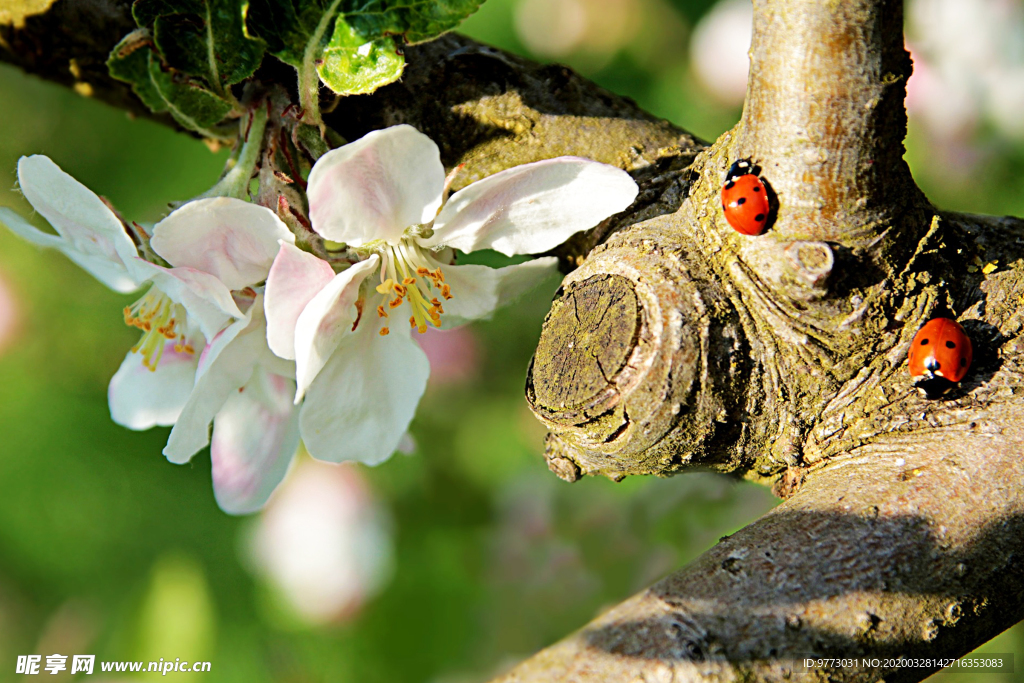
[907,0,1024,140]
[0,269,18,355]
[514,0,640,65]
[690,0,752,106]
[248,459,393,625]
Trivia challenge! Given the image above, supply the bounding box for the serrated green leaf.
[348,0,486,44]
[108,29,169,114]
[146,52,235,138]
[246,0,484,94]
[317,20,404,95]
[133,0,265,91]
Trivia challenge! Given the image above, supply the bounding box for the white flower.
[264,124,639,466]
[1,155,299,513]
[246,459,393,625]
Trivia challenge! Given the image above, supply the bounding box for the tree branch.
[493,430,1024,682]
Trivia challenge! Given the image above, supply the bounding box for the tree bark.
[3,1,1024,681]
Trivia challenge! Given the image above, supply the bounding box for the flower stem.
[202,103,269,200]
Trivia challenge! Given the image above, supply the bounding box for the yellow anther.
[379,327,390,336]
[417,323,427,334]
[377,305,388,318]
[416,267,431,276]
[393,284,408,297]
[441,284,452,300]
[402,277,416,285]
[409,316,417,328]
[389,297,403,309]
[375,279,395,295]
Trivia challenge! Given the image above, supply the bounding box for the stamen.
[124,287,199,371]
[373,240,455,339]
[379,327,390,336]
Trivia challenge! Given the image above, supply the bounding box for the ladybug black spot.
[722,204,727,211]
[920,338,929,345]
[754,213,765,222]
[960,357,967,367]
[725,180,735,190]
[737,197,746,205]
[752,186,761,193]
[945,340,956,349]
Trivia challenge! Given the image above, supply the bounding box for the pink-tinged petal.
[438,258,559,329]
[126,258,243,339]
[108,344,199,430]
[164,300,270,464]
[151,197,294,290]
[0,269,19,355]
[300,320,429,466]
[249,460,393,624]
[211,369,300,515]
[424,157,639,256]
[307,125,444,245]
[264,243,336,361]
[1,205,138,294]
[15,156,141,290]
[293,256,379,402]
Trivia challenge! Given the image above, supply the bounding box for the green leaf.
[109,29,236,139]
[316,20,404,95]
[146,52,235,138]
[246,0,484,93]
[108,29,169,114]
[133,0,265,92]
[347,0,487,45]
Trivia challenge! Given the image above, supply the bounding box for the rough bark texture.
[3,1,1024,681]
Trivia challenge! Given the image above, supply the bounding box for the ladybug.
[721,159,770,236]
[908,317,973,397]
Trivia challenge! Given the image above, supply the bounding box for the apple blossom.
[246,459,394,625]
[263,124,639,467]
[1,154,299,513]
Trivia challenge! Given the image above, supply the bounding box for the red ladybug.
[908,317,973,397]
[721,159,770,236]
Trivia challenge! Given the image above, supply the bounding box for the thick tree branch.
[738,0,921,247]
[494,428,1024,683]
[3,2,1024,681]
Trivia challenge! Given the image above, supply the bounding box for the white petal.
[163,301,268,464]
[306,125,444,245]
[264,243,336,361]
[300,321,429,466]
[424,157,639,256]
[127,258,244,339]
[0,206,63,248]
[293,256,379,401]
[0,205,138,294]
[438,258,559,328]
[108,344,200,430]
[151,197,295,290]
[16,155,141,287]
[211,369,300,515]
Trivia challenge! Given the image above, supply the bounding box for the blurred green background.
[0,0,1021,680]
